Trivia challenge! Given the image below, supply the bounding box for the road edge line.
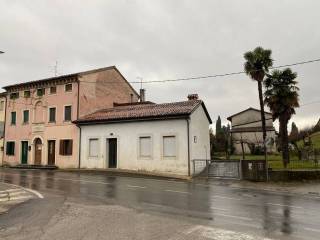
[0,182,44,199]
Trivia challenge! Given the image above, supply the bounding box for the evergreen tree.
[290,122,299,141]
[216,116,222,134]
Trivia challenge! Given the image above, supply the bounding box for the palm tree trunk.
[280,115,290,168]
[257,81,267,160]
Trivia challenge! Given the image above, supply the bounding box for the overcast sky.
[1,0,319,130]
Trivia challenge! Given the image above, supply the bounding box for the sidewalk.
[200,178,320,197]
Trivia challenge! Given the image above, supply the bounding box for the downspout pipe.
[2,95,7,166]
[77,79,81,169]
[186,118,191,177]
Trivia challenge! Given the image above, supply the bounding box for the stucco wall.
[232,131,277,154]
[80,119,190,175]
[230,109,276,154]
[78,68,139,117]
[189,105,211,175]
[3,82,79,168]
[231,109,273,128]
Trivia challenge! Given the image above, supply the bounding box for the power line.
[49,57,320,86]
[127,58,320,84]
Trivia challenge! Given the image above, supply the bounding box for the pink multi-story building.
[3,66,139,168]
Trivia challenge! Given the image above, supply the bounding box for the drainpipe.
[77,79,81,169]
[77,125,81,169]
[2,95,7,166]
[186,118,191,176]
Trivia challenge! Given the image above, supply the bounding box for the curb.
[56,168,192,181]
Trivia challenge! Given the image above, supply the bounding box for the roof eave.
[74,114,190,125]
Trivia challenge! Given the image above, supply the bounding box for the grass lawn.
[297,131,320,149]
[214,154,319,169]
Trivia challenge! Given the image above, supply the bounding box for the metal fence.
[268,159,319,169]
[209,160,240,179]
[192,159,241,179]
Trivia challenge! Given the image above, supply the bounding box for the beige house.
[227,108,277,154]
[2,66,139,168]
[0,92,6,165]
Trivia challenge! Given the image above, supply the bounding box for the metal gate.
[208,160,241,179]
[241,160,267,181]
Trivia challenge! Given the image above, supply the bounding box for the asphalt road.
[0,168,319,240]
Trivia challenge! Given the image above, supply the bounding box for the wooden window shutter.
[59,140,64,155]
[68,140,73,155]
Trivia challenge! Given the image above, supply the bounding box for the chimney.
[187,94,199,101]
[140,89,146,102]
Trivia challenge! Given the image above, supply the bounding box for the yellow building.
[0,92,6,165]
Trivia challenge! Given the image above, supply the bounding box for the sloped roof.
[3,66,139,97]
[227,107,272,121]
[75,100,212,124]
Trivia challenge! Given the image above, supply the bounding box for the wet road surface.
[0,168,320,240]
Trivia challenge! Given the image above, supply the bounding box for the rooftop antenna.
[136,77,145,102]
[54,60,58,77]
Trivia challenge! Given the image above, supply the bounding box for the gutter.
[186,118,191,176]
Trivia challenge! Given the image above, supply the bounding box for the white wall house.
[227,107,277,154]
[75,95,212,176]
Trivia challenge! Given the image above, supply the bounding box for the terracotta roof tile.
[75,100,205,124]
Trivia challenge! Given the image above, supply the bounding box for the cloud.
[0,0,319,130]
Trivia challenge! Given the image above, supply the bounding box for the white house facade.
[75,96,212,176]
[227,107,277,154]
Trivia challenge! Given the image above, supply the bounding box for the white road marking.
[0,188,23,193]
[165,190,191,194]
[1,182,43,199]
[127,185,146,189]
[303,227,320,233]
[212,195,241,201]
[210,207,228,211]
[267,203,302,209]
[4,195,32,202]
[215,213,253,221]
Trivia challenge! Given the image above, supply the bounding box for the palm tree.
[264,68,299,168]
[244,47,273,159]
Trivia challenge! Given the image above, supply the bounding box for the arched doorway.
[34,138,42,165]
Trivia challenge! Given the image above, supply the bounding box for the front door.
[48,140,56,165]
[108,138,117,168]
[21,141,28,164]
[34,138,42,165]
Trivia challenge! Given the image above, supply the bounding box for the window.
[163,136,176,158]
[139,136,152,158]
[24,90,31,98]
[49,107,56,122]
[11,112,16,125]
[59,140,73,156]
[10,92,19,100]
[23,110,29,124]
[0,101,4,111]
[64,105,72,121]
[49,86,57,94]
[65,83,72,92]
[6,142,15,155]
[89,138,99,157]
[37,88,45,97]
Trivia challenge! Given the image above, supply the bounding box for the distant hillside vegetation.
[297,131,320,149]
